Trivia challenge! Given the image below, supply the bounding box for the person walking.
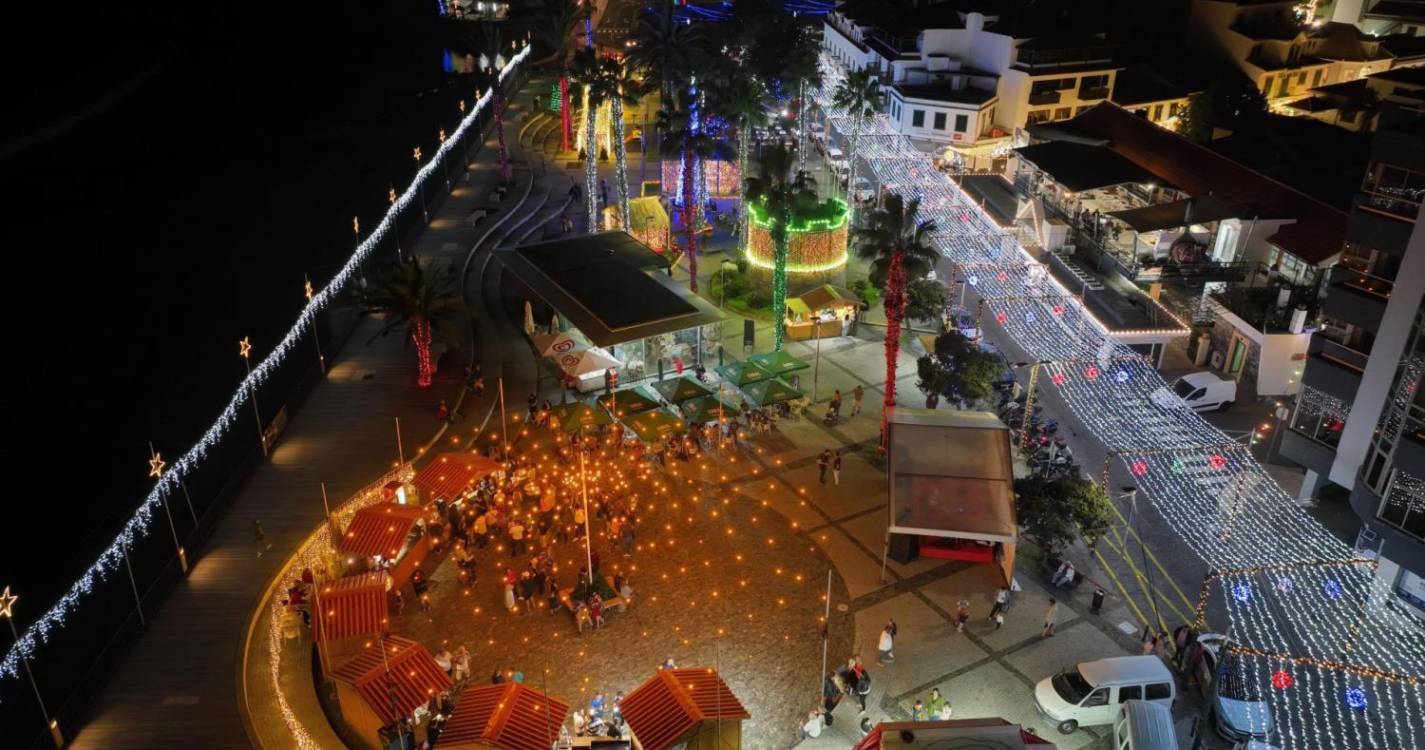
[817,450,830,484]
[876,622,895,665]
[829,389,843,420]
[436,399,450,423]
[954,600,971,632]
[988,586,1010,620]
[832,450,842,486]
[253,520,270,557]
[853,666,871,713]
[1042,597,1059,637]
[851,384,864,416]
[509,519,526,557]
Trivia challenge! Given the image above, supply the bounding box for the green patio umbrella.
[621,409,686,442]
[715,360,777,387]
[548,401,613,432]
[598,387,661,418]
[678,395,741,424]
[650,375,713,404]
[747,350,810,376]
[741,377,805,406]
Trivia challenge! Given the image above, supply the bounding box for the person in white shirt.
[877,624,895,665]
[801,708,824,739]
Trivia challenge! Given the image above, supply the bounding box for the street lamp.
[148,444,187,574]
[2,588,64,749]
[389,185,402,259]
[305,275,325,374]
[438,130,452,193]
[413,147,429,225]
[240,337,268,456]
[1012,360,1050,450]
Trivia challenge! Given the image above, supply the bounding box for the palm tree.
[362,257,468,387]
[709,73,770,242]
[658,91,733,292]
[745,145,817,351]
[781,24,822,171]
[831,67,881,223]
[572,47,606,233]
[475,24,512,183]
[853,193,938,429]
[531,0,582,150]
[626,4,706,113]
[600,56,643,229]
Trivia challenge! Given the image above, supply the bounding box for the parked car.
[852,176,875,203]
[1195,634,1276,744]
[1034,656,1176,734]
[1149,371,1237,412]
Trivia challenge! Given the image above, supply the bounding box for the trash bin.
[1091,587,1106,615]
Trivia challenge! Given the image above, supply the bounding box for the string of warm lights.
[813,54,1425,749]
[0,45,531,685]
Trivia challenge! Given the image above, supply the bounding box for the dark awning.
[1107,196,1241,232]
[1013,142,1166,192]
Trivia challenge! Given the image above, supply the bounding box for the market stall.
[620,668,749,750]
[331,636,453,750]
[312,571,391,676]
[678,395,740,424]
[602,196,672,256]
[435,682,571,750]
[783,284,864,342]
[556,347,622,394]
[739,378,805,407]
[413,452,500,505]
[339,502,434,587]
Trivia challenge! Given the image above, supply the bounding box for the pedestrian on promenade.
[1042,598,1059,637]
[859,717,873,737]
[800,708,824,739]
[561,215,573,234]
[600,178,609,205]
[437,400,451,423]
[852,384,864,416]
[528,393,538,420]
[393,588,405,614]
[1052,559,1075,587]
[876,622,895,665]
[955,600,971,632]
[509,519,526,556]
[817,450,830,484]
[989,586,1010,619]
[830,389,843,420]
[832,450,842,486]
[926,687,945,718]
[253,520,270,557]
[911,699,926,721]
[853,666,871,712]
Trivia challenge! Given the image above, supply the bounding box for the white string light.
[813,54,1425,749]
[0,45,531,685]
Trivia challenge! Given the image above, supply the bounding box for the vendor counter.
[784,318,842,341]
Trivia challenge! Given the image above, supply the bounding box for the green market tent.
[715,360,777,387]
[651,375,713,404]
[747,350,810,376]
[678,395,741,424]
[741,378,805,406]
[622,409,686,442]
[548,402,614,432]
[599,387,662,418]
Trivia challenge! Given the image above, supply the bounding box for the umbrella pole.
[579,449,595,586]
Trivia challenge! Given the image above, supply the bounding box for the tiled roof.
[437,683,570,750]
[332,636,452,725]
[413,451,500,501]
[312,571,390,643]
[339,502,427,558]
[621,668,749,750]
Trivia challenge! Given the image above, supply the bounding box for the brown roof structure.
[332,636,453,725]
[620,668,750,750]
[436,683,570,750]
[312,571,390,643]
[414,451,500,502]
[339,502,427,558]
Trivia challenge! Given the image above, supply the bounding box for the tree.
[1013,475,1112,558]
[780,24,822,172]
[708,73,770,244]
[626,4,706,114]
[599,56,643,230]
[530,0,582,150]
[904,277,949,324]
[831,67,881,222]
[915,330,1002,408]
[853,193,939,433]
[745,144,817,350]
[658,91,733,292]
[1177,71,1267,142]
[362,257,467,387]
[572,47,606,233]
[473,24,512,183]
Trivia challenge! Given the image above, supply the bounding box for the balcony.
[1279,428,1338,476]
[1015,45,1114,70]
[1302,338,1367,402]
[1321,269,1391,333]
[1078,86,1110,101]
[1028,90,1062,106]
[1348,200,1416,255]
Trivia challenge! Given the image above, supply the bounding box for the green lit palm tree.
[745,145,817,351]
[853,193,938,429]
[831,67,881,223]
[572,47,606,232]
[658,91,733,292]
[600,56,644,229]
[532,0,581,150]
[362,257,468,388]
[710,73,770,243]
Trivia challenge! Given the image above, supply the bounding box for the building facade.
[1280,121,1425,619]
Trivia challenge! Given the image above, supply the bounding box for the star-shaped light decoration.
[239,336,253,359]
[413,146,422,162]
[439,129,447,144]
[304,277,314,301]
[353,216,360,236]
[148,451,165,479]
[0,586,17,619]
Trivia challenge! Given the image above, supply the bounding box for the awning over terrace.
[1012,141,1167,192]
[1106,195,1241,232]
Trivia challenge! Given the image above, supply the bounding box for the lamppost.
[1011,360,1049,450]
[240,337,268,456]
[389,186,402,259]
[148,446,187,574]
[305,275,325,374]
[414,147,429,225]
[2,588,64,749]
[438,130,451,193]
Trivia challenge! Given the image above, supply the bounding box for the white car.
[1150,371,1237,412]
[1195,634,1276,744]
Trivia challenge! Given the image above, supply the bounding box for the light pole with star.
[148,445,187,574]
[1,587,64,749]
[305,275,325,374]
[240,337,268,456]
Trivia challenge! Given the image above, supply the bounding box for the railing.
[1078,86,1110,101]
[1377,469,1425,543]
[1315,337,1370,374]
[1358,188,1422,222]
[1335,266,1394,301]
[1015,45,1114,68]
[1028,90,1062,106]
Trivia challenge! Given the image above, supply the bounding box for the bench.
[465,209,489,227]
[560,576,629,631]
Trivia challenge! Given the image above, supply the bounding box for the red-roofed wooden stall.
[340,502,433,586]
[331,636,453,749]
[435,682,570,750]
[850,719,1056,749]
[620,668,749,750]
[311,571,391,677]
[414,451,501,503]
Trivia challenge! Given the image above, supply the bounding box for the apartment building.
[1280,120,1425,619]
[1333,0,1425,37]
[1189,0,1394,103]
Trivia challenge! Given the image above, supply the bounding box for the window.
[1082,689,1110,707]
[1146,683,1172,700]
[954,114,968,132]
[1261,75,1273,93]
[1312,68,1324,87]
[1080,74,1110,96]
[1170,101,1182,117]
[1360,162,1425,219]
[1118,685,1142,703]
[1277,76,1291,97]
[1054,107,1072,120]
[933,112,947,130]
[912,109,925,127]
[1026,109,1052,125]
[1152,104,1164,121]
[1298,71,1307,85]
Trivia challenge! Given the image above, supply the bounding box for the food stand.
[339,502,434,587]
[330,636,452,750]
[413,452,500,504]
[783,284,864,342]
[436,682,571,750]
[312,571,391,677]
[620,668,749,750]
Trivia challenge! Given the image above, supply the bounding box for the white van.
[1149,371,1237,412]
[1113,700,1178,750]
[1034,656,1176,734]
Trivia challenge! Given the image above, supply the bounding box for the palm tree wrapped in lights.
[532,0,581,150]
[572,47,606,233]
[745,145,817,351]
[658,91,732,292]
[600,55,644,229]
[475,24,512,183]
[853,193,938,437]
[831,67,881,224]
[710,73,770,244]
[362,257,467,387]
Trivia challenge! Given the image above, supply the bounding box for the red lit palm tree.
[362,258,467,387]
[658,91,732,292]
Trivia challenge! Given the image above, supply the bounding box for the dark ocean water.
[0,0,487,732]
